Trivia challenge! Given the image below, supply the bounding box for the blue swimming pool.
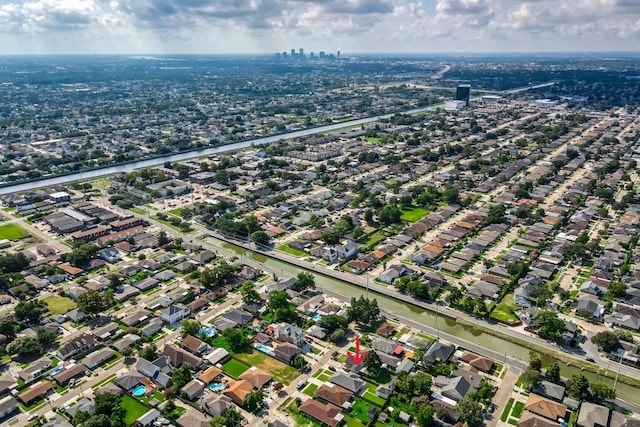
[132,384,147,397]
[48,367,63,376]
[199,327,217,337]
[311,313,323,321]
[209,383,226,392]
[254,343,274,354]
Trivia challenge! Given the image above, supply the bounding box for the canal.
[212,239,640,404]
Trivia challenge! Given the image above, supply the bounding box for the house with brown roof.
[577,402,610,427]
[18,381,53,405]
[53,364,86,385]
[524,394,567,422]
[299,399,344,427]
[198,366,223,384]
[315,383,353,407]
[458,351,494,373]
[239,367,273,389]
[163,344,203,369]
[518,412,560,427]
[223,379,254,405]
[274,342,302,364]
[182,335,211,355]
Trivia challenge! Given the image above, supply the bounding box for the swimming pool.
[132,384,147,397]
[311,313,323,321]
[254,343,274,355]
[48,367,63,376]
[199,327,217,337]
[209,383,226,392]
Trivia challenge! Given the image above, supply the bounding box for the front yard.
[490,294,520,324]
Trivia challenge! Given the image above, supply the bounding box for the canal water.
[215,240,640,404]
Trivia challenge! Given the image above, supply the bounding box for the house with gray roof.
[329,372,364,393]
[137,408,160,427]
[223,309,253,325]
[440,376,475,402]
[577,402,610,427]
[141,318,164,337]
[116,371,146,392]
[532,380,565,402]
[423,342,454,365]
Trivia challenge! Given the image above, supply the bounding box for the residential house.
[18,358,52,384]
[99,247,121,263]
[315,383,353,408]
[115,371,146,392]
[136,359,172,388]
[163,344,203,369]
[58,335,98,360]
[223,309,253,325]
[18,381,53,405]
[0,396,18,419]
[273,322,306,347]
[524,394,567,422]
[575,299,604,321]
[577,402,610,427]
[329,373,364,393]
[239,367,273,389]
[83,349,116,370]
[140,318,164,337]
[198,366,223,385]
[423,342,454,365]
[274,342,302,364]
[299,399,344,427]
[137,409,161,427]
[160,304,191,324]
[223,379,254,405]
[201,394,234,417]
[532,381,565,403]
[182,335,211,355]
[182,379,205,400]
[440,376,476,402]
[517,412,560,427]
[53,365,86,385]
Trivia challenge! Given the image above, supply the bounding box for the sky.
[0,0,639,54]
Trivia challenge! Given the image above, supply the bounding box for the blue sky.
[0,0,639,54]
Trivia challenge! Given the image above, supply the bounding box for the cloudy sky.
[0,0,639,54]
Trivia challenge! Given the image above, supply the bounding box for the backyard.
[400,207,429,222]
[0,224,27,240]
[277,244,307,257]
[490,294,520,324]
[121,394,148,426]
[43,295,77,315]
[222,359,250,379]
[234,351,300,385]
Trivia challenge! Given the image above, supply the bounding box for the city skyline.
[0,0,639,54]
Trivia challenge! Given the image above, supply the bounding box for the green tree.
[36,328,58,347]
[377,205,402,226]
[138,343,158,361]
[567,374,591,401]
[7,336,42,356]
[181,320,202,338]
[201,263,236,289]
[591,331,620,353]
[485,203,506,225]
[172,363,192,390]
[415,404,435,427]
[318,314,349,333]
[591,382,616,403]
[347,296,380,324]
[239,281,261,305]
[532,310,566,341]
[545,362,561,384]
[0,321,16,341]
[266,290,296,322]
[518,368,540,391]
[244,389,264,412]
[77,289,110,317]
[364,209,374,224]
[456,396,485,427]
[529,356,542,371]
[250,230,270,246]
[222,328,251,353]
[292,272,315,292]
[293,354,307,371]
[607,282,627,298]
[329,329,346,343]
[14,299,47,324]
[364,350,382,376]
[62,243,99,266]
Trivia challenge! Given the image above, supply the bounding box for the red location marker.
[347,336,369,365]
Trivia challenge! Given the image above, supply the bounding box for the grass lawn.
[168,208,186,217]
[302,383,319,397]
[490,294,520,324]
[129,207,146,215]
[501,398,514,422]
[234,351,300,385]
[277,244,306,257]
[343,415,366,427]
[43,295,77,314]
[358,230,387,249]
[121,394,148,426]
[211,336,234,354]
[512,401,525,418]
[400,207,429,222]
[0,224,27,240]
[351,399,375,423]
[366,137,381,143]
[362,389,386,407]
[367,368,392,385]
[222,359,250,378]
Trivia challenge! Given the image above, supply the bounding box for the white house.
[160,304,191,324]
[273,322,306,348]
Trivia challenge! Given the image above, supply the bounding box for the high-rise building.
[337,50,340,58]
[291,48,296,57]
[319,51,325,59]
[299,48,304,57]
[455,85,471,106]
[310,52,315,59]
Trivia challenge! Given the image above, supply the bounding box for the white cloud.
[0,0,639,53]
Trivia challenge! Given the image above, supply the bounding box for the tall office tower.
[299,48,304,56]
[282,51,288,57]
[310,52,315,59]
[291,48,296,57]
[337,50,340,58]
[455,85,471,106]
[319,51,325,59]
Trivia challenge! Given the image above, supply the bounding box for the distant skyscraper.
[337,50,340,58]
[291,48,296,57]
[310,52,315,59]
[299,48,304,57]
[319,51,325,59]
[455,85,471,106]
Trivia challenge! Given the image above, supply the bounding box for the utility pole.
[613,353,623,391]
